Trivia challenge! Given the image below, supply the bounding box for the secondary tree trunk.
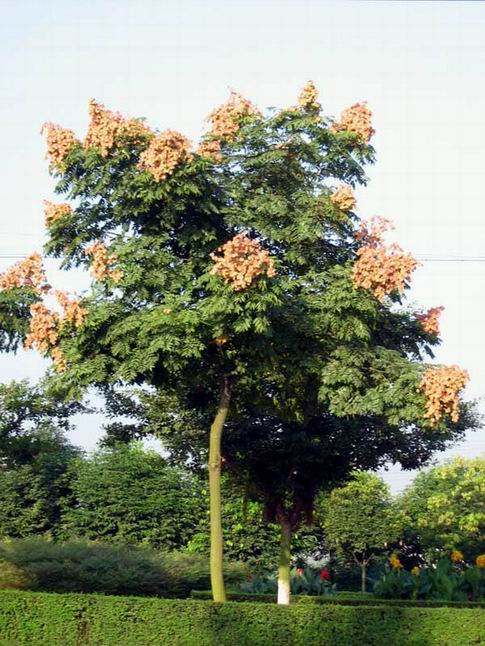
[361,561,367,593]
[208,377,231,603]
[277,518,292,605]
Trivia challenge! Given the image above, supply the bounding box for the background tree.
[0,380,81,538]
[399,456,485,560]
[59,443,205,550]
[321,472,401,592]
[0,82,474,603]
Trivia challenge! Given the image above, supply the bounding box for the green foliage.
[190,590,485,607]
[321,473,401,572]
[0,381,81,539]
[0,591,484,645]
[239,566,335,596]
[400,456,485,558]
[373,558,485,601]
[0,379,82,467]
[0,538,247,598]
[59,443,204,550]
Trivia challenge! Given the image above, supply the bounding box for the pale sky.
[0,0,484,492]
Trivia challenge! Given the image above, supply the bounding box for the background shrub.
[0,538,247,598]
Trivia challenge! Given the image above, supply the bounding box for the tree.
[321,472,401,592]
[59,443,205,550]
[400,456,485,560]
[0,82,474,602]
[0,380,81,538]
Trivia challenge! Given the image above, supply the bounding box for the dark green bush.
[0,538,247,598]
[190,590,485,607]
[0,590,484,645]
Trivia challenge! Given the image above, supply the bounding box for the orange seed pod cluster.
[86,242,123,282]
[0,253,48,294]
[50,346,67,372]
[352,243,418,302]
[207,91,260,141]
[332,102,375,143]
[330,185,356,211]
[355,216,393,248]
[197,138,223,162]
[210,233,276,291]
[419,365,469,424]
[417,306,444,337]
[44,201,72,227]
[138,130,193,182]
[24,303,60,355]
[41,122,79,169]
[84,99,152,157]
[298,80,321,112]
[55,290,88,328]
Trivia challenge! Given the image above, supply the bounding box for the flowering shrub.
[332,102,375,142]
[419,366,469,425]
[210,233,276,291]
[138,130,192,182]
[374,556,485,601]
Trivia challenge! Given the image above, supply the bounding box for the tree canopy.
[0,81,476,601]
[400,456,485,559]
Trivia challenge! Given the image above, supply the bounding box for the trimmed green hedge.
[0,590,484,645]
[191,590,485,608]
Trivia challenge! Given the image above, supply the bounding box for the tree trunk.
[361,561,367,593]
[208,377,231,603]
[277,518,292,605]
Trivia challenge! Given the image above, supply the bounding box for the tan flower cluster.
[84,100,153,157]
[50,346,67,372]
[55,290,88,328]
[332,102,375,142]
[330,185,356,211]
[84,99,123,157]
[355,216,393,248]
[138,130,193,182]
[86,241,123,282]
[207,91,260,141]
[41,122,79,169]
[197,138,223,162]
[44,201,72,227]
[419,365,469,424]
[298,80,321,112]
[0,253,48,294]
[210,233,276,291]
[416,306,444,336]
[352,243,418,302]
[24,303,60,354]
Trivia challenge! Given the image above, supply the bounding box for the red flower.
[319,569,331,581]
[296,568,304,577]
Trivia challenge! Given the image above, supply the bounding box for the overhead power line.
[1,253,485,262]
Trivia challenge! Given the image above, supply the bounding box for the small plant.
[373,555,484,601]
[240,566,335,596]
